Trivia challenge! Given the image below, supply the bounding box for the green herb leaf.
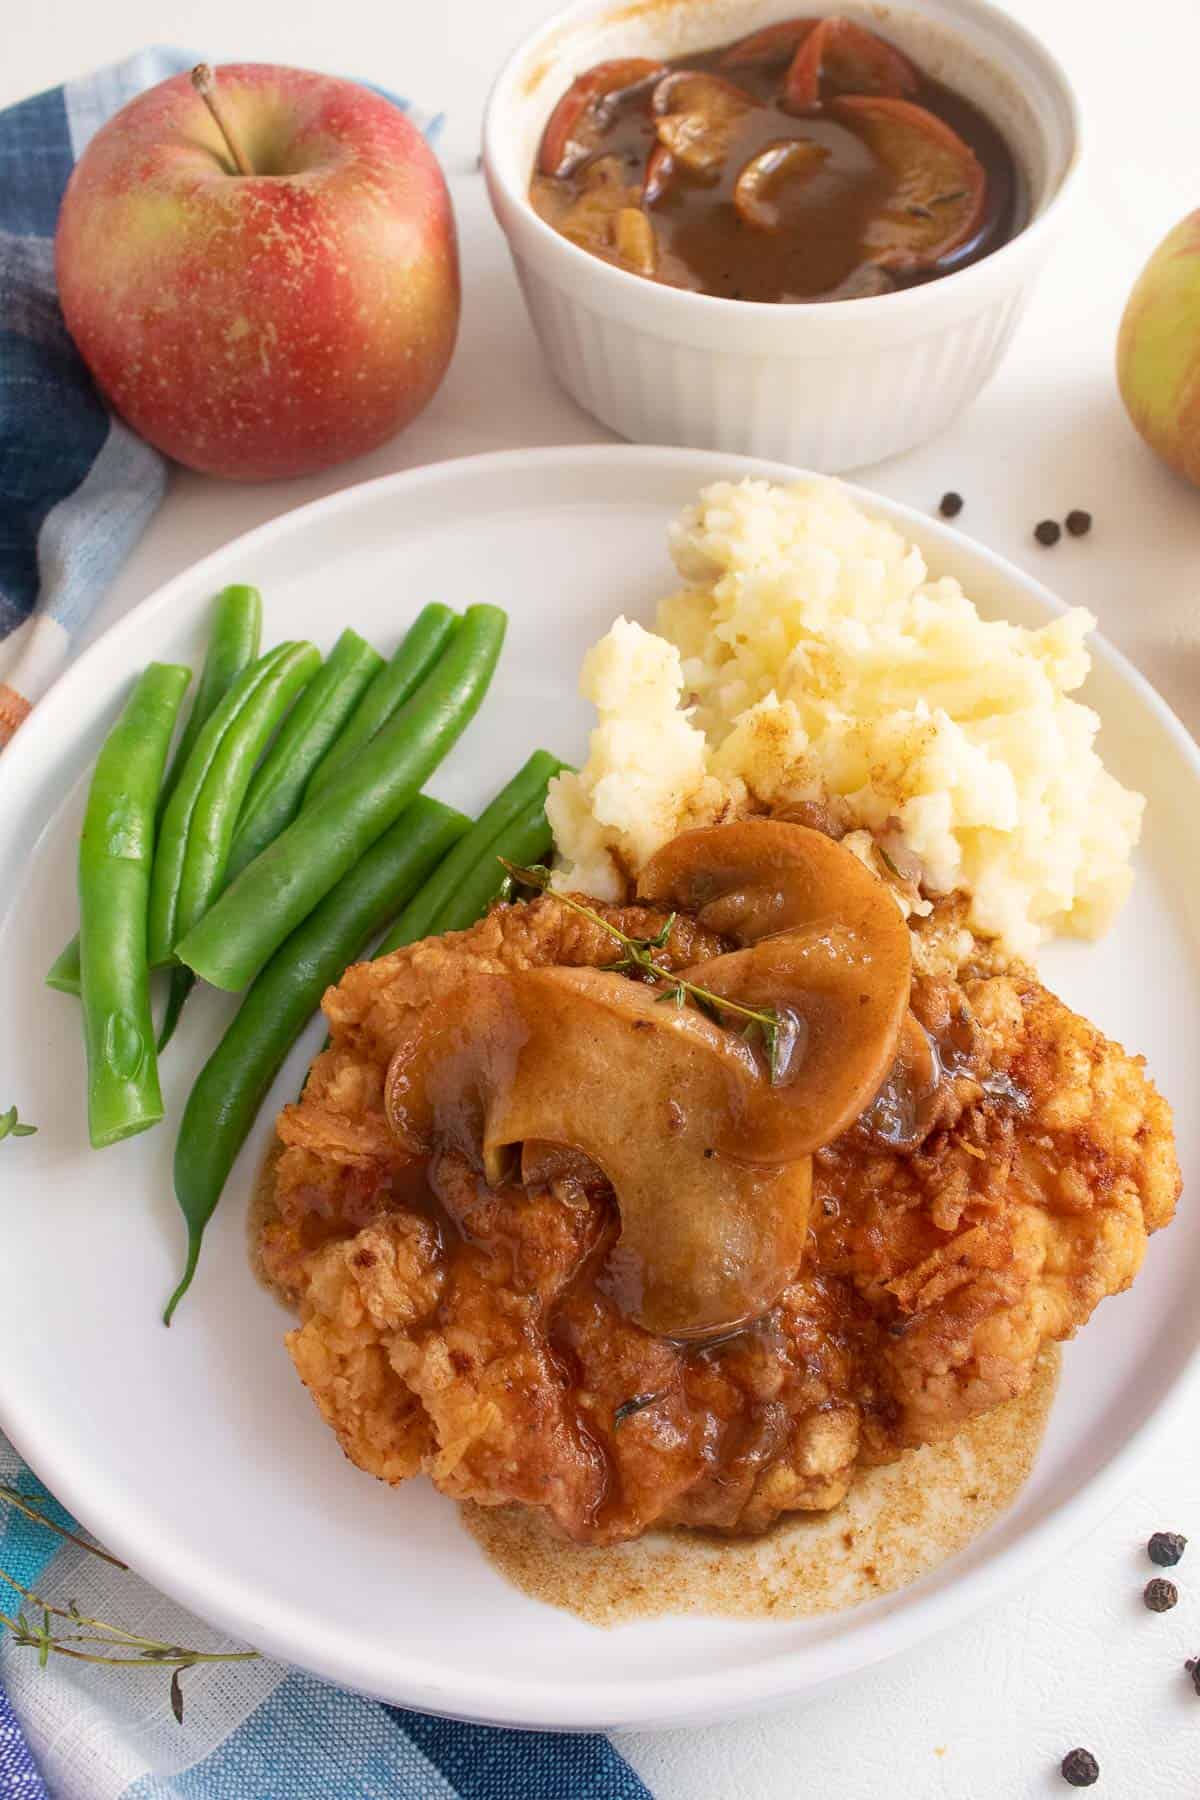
[614,1391,667,1429]
[0,1105,36,1142]
[646,913,677,950]
[0,1488,258,1713]
[504,863,787,1073]
[654,983,687,1008]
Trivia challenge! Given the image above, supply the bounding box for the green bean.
[165,795,468,1322]
[153,641,323,1047]
[176,605,507,992]
[147,644,291,965]
[300,754,564,1079]
[158,630,383,1050]
[47,584,261,996]
[224,629,384,884]
[147,643,314,967]
[174,642,319,942]
[304,603,459,801]
[156,968,195,1056]
[375,750,565,955]
[416,793,559,940]
[165,585,263,792]
[79,662,191,1148]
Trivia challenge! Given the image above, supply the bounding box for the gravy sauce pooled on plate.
[529,15,1024,301]
[463,1348,1059,1625]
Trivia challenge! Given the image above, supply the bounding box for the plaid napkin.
[0,1437,652,1800]
[0,54,651,1800]
[0,49,180,745]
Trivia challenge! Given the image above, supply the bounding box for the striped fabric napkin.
[0,1437,651,1800]
[0,53,651,1800]
[0,50,179,746]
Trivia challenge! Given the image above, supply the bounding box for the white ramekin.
[482,0,1082,472]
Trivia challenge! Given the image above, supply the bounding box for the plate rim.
[2,441,1198,1731]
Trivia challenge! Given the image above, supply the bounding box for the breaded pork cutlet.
[261,863,1177,1545]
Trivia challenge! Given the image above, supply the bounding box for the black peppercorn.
[1144,1576,1179,1612]
[1034,519,1061,546]
[1148,1531,1186,1567]
[1186,1657,1200,1697]
[938,491,963,518]
[1065,509,1093,537]
[1060,1747,1100,1787]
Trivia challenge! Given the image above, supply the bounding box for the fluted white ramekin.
[482,0,1082,472]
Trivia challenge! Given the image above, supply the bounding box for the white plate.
[1,446,1197,1733]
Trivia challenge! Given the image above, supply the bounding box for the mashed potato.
[547,478,1143,960]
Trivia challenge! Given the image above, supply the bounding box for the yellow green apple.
[1117,211,1200,488]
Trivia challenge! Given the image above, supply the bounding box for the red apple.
[55,64,460,480]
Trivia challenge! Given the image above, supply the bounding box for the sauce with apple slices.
[529,15,1022,302]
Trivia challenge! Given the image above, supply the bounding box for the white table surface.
[7,2,1200,1794]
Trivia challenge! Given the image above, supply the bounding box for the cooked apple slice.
[652,71,757,175]
[720,17,818,68]
[857,1011,938,1148]
[830,95,986,270]
[380,820,910,1338]
[553,156,638,260]
[382,961,814,1339]
[638,820,911,1162]
[538,58,665,177]
[642,142,675,206]
[785,18,919,108]
[480,967,815,1338]
[614,206,657,274]
[733,137,830,230]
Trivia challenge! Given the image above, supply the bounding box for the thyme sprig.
[0,1105,36,1141]
[501,862,794,1083]
[0,1486,125,1569]
[0,1486,258,1721]
[613,1391,668,1429]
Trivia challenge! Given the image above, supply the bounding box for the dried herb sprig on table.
[501,862,796,1083]
[0,1105,36,1141]
[0,1485,125,1568]
[0,1485,258,1722]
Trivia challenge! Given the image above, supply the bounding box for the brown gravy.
[530,19,1024,302]
[253,1137,1057,1634]
[253,1133,1059,1625]
[464,1345,1059,1624]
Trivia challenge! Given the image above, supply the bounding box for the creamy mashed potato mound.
[547,479,1143,958]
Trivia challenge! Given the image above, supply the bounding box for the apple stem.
[191,64,254,177]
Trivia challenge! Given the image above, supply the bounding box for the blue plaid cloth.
[0,1442,653,1798]
[0,53,652,1800]
[0,50,179,745]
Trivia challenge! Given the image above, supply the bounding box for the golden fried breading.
[269,901,1180,1545]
